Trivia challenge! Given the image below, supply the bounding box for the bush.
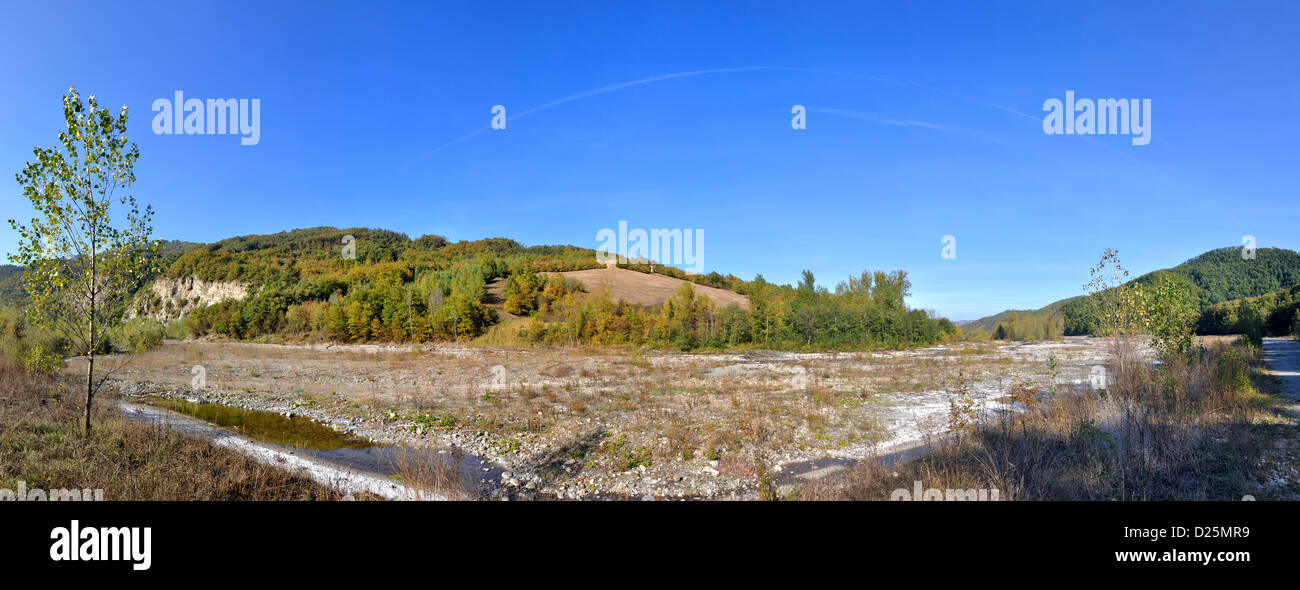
[0,307,27,341]
[22,341,62,375]
[0,310,69,376]
[110,318,166,353]
[163,320,189,340]
[1212,345,1253,395]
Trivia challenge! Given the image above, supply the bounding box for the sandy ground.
[88,336,1126,499]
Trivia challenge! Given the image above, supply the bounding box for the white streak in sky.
[396,66,1035,172]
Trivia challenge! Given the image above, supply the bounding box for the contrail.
[903,79,1040,122]
[807,107,972,135]
[395,66,1035,172]
[397,67,789,172]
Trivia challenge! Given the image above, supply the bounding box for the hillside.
[1134,247,1300,308]
[961,296,1083,334]
[556,267,749,309]
[2,225,951,350]
[1198,284,1300,337]
[0,240,205,308]
[0,265,24,307]
[969,246,1300,336]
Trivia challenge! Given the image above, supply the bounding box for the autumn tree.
[8,87,158,434]
[1084,249,1147,385]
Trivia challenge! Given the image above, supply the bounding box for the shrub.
[163,320,189,340]
[1212,345,1253,395]
[22,342,62,375]
[110,318,166,353]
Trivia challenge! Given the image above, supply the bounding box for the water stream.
[118,397,503,499]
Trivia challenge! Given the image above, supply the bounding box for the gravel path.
[1262,337,1300,401]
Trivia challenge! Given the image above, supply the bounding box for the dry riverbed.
[94,337,1120,500]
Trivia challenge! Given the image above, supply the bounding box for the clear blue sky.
[2,1,1297,320]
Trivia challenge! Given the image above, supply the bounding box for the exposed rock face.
[126,276,248,321]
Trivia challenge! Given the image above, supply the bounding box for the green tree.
[796,270,817,298]
[871,270,911,309]
[1235,302,1264,347]
[503,266,540,315]
[7,87,158,434]
[1143,273,1198,360]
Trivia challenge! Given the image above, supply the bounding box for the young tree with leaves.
[1084,249,1146,368]
[1143,273,1198,360]
[1082,248,1155,397]
[8,87,158,434]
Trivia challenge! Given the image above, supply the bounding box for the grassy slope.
[556,267,750,309]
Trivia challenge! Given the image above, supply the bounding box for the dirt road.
[1257,338,1300,499]
[1262,337,1300,401]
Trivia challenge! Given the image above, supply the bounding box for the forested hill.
[0,240,204,307]
[960,297,1082,335]
[1198,284,1300,338]
[75,226,950,351]
[1140,247,1300,308]
[162,227,603,286]
[966,246,1300,337]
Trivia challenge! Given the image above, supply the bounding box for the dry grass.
[101,337,1122,496]
[0,351,344,501]
[799,339,1283,500]
[391,444,471,500]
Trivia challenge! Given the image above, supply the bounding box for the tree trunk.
[84,352,94,435]
[86,226,96,436]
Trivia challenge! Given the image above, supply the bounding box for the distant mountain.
[961,297,1083,334]
[968,246,1300,336]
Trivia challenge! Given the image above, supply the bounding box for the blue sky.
[2,1,1297,320]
